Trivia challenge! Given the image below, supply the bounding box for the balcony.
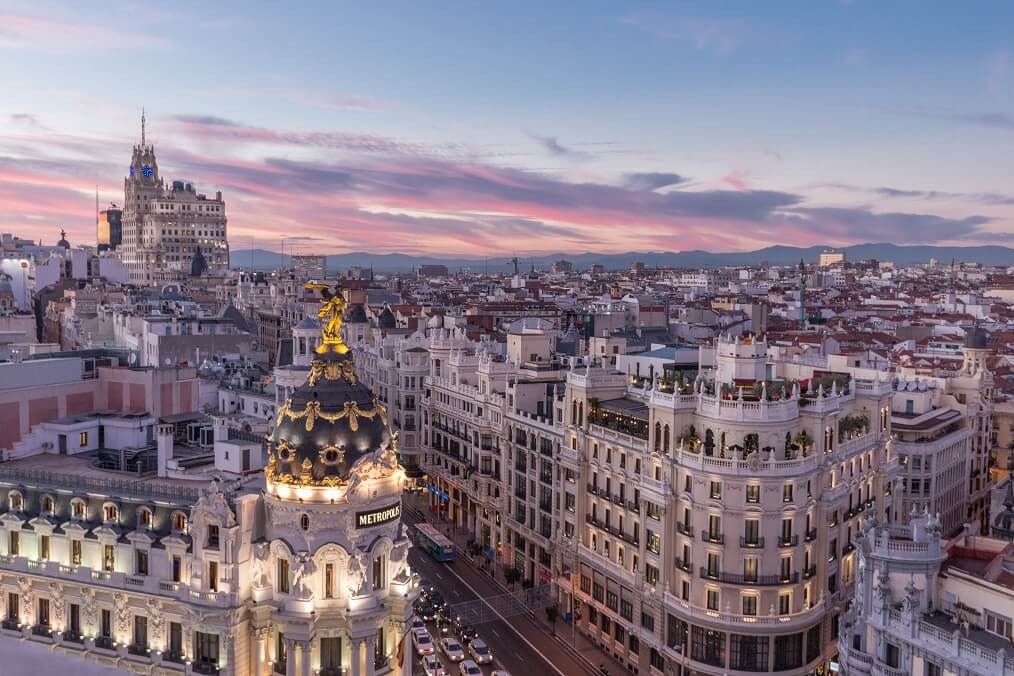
[128,643,149,656]
[626,500,640,513]
[778,535,799,547]
[676,523,694,538]
[586,483,598,495]
[700,567,799,586]
[701,530,724,544]
[31,624,52,637]
[802,564,817,579]
[804,528,818,542]
[539,473,553,485]
[675,557,692,573]
[1,619,18,631]
[740,537,765,548]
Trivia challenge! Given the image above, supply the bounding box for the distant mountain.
[228,243,1014,273]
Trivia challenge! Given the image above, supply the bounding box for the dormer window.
[173,512,188,533]
[71,499,85,520]
[103,504,118,523]
[41,496,54,514]
[138,507,153,529]
[9,492,22,511]
[207,524,220,548]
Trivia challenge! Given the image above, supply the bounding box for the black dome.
[345,304,368,324]
[267,350,391,485]
[190,249,208,277]
[377,306,396,329]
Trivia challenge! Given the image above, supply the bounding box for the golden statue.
[304,283,349,354]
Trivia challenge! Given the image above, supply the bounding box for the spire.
[141,108,146,148]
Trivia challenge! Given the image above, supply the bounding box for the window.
[40,535,50,560]
[744,519,760,545]
[6,592,17,622]
[746,485,760,503]
[71,500,85,519]
[321,636,342,670]
[135,549,149,576]
[647,529,660,555]
[8,531,19,556]
[774,633,803,670]
[207,524,220,548]
[79,432,88,446]
[195,632,220,670]
[709,480,721,499]
[629,633,640,654]
[300,514,310,530]
[620,599,633,620]
[100,609,111,639]
[172,555,182,582]
[650,648,665,670]
[783,483,794,502]
[706,588,719,610]
[173,512,187,532]
[103,544,115,572]
[69,604,80,636]
[742,595,757,616]
[324,563,335,599]
[41,496,54,513]
[744,558,758,583]
[373,555,385,590]
[278,559,290,593]
[926,662,942,676]
[707,552,720,577]
[606,591,619,611]
[641,612,655,632]
[986,611,1013,640]
[780,556,791,581]
[690,626,726,667]
[71,540,82,565]
[645,564,659,585]
[133,615,148,650]
[9,492,22,511]
[778,592,791,615]
[731,634,769,672]
[708,514,722,540]
[681,580,690,601]
[38,598,49,628]
[103,504,118,522]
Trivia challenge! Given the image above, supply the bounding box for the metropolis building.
[119,112,229,284]
[0,285,418,675]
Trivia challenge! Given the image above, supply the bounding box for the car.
[422,654,448,676]
[413,629,435,656]
[459,660,483,676]
[410,617,427,632]
[468,638,493,665]
[456,624,478,644]
[436,607,453,626]
[490,672,512,676]
[429,591,446,607]
[440,637,466,662]
[418,576,433,594]
[418,604,438,621]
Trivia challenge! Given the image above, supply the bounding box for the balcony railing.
[675,557,692,572]
[802,565,817,579]
[626,500,640,513]
[778,535,799,547]
[740,537,765,548]
[700,568,799,586]
[701,530,724,544]
[676,523,694,538]
[804,528,818,542]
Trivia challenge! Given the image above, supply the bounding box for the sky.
[1,1,1013,257]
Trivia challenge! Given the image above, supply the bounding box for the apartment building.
[562,334,899,675]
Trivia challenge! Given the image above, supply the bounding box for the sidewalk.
[408,494,630,675]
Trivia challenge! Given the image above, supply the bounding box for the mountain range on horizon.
[229,242,1014,274]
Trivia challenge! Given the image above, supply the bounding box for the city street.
[403,502,607,676]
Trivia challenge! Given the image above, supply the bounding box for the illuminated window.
[103,504,118,522]
[79,432,88,446]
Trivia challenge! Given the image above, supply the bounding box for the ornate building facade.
[0,285,418,675]
[120,112,229,284]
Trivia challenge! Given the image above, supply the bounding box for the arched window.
[8,491,22,511]
[571,401,577,425]
[300,514,310,531]
[654,422,662,452]
[704,430,715,456]
[825,426,834,452]
[578,403,584,427]
[663,425,671,454]
[41,496,54,514]
[71,499,86,519]
[173,512,188,533]
[103,504,118,522]
[138,507,153,528]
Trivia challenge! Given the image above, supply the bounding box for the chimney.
[156,423,174,478]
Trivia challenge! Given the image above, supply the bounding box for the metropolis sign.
[356,503,402,528]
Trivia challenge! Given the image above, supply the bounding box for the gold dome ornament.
[304,283,350,355]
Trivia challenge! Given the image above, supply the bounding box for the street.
[402,501,604,676]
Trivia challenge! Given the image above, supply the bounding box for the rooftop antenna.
[141,107,146,147]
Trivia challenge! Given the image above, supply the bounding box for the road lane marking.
[441,563,568,676]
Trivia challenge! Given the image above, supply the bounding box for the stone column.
[364,636,377,676]
[349,638,362,676]
[252,628,268,676]
[299,640,312,676]
[285,638,297,676]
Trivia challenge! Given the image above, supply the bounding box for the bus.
[414,523,457,562]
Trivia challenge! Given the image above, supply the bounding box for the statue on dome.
[304,283,349,355]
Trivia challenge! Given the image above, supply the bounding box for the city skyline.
[1,2,1013,256]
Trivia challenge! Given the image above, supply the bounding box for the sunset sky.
[1,1,1012,256]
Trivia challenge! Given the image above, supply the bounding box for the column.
[364,636,377,676]
[299,640,312,676]
[285,638,297,676]
[349,638,362,676]
[252,628,268,676]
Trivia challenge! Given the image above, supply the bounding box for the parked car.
[468,638,493,665]
[422,654,448,676]
[418,604,438,621]
[459,661,483,676]
[490,672,512,676]
[410,617,427,633]
[440,637,466,662]
[413,629,435,656]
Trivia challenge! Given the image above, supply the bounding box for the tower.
[258,284,419,675]
[798,258,807,330]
